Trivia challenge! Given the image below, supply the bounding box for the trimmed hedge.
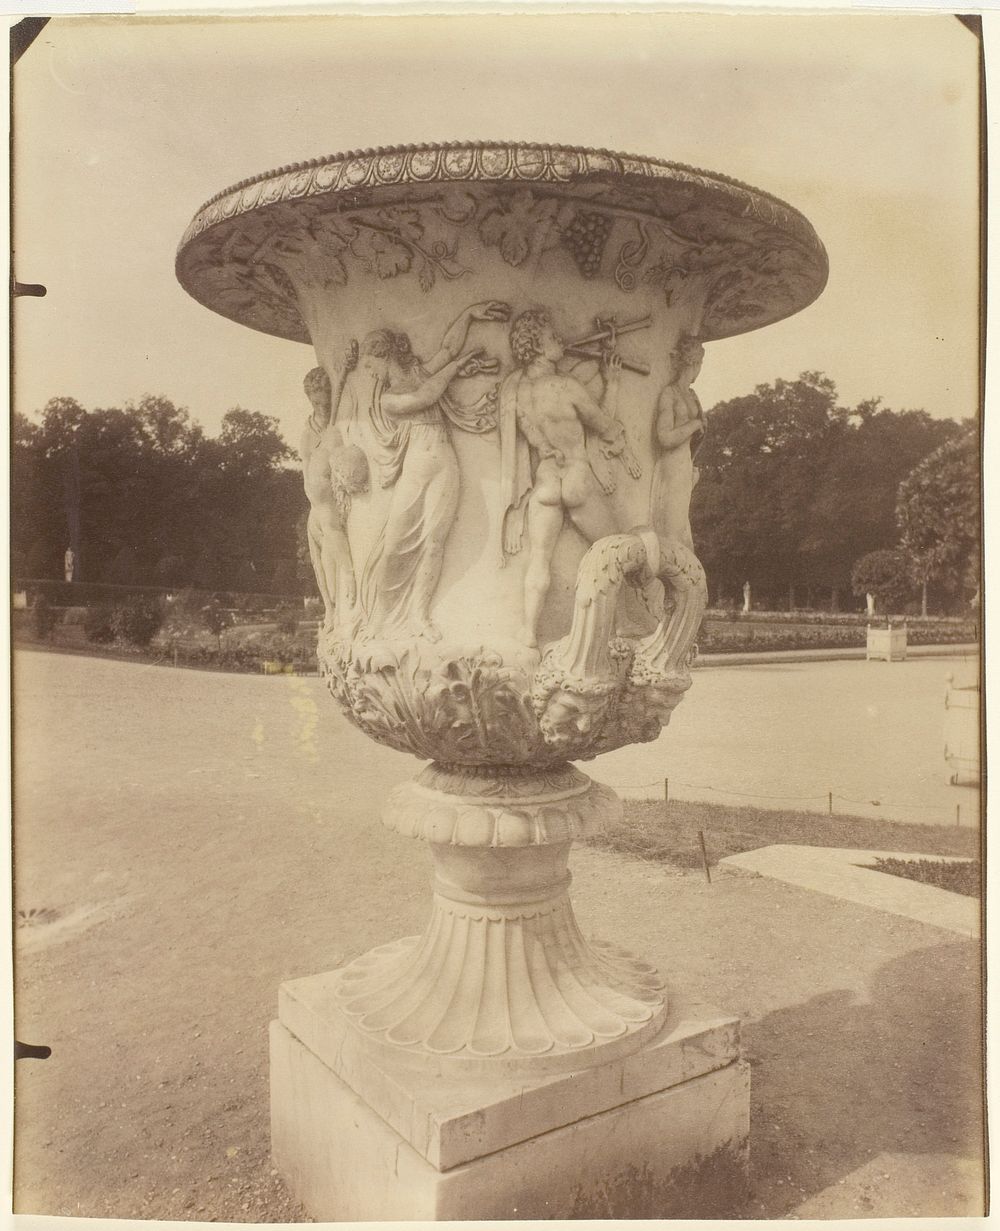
[14,602,977,671]
[870,857,980,897]
[697,619,975,654]
[111,599,165,648]
[17,579,309,612]
[704,607,975,628]
[699,608,976,654]
[84,606,116,644]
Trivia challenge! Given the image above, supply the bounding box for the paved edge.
[696,643,978,667]
[14,641,978,675]
[720,845,980,938]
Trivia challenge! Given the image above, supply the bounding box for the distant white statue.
[64,548,75,583]
[866,592,876,617]
[742,581,751,614]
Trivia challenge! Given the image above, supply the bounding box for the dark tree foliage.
[897,425,980,612]
[803,400,959,598]
[14,376,975,616]
[13,396,308,596]
[691,373,969,610]
[850,549,915,615]
[691,373,847,606]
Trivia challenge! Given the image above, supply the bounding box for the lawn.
[869,856,981,897]
[591,798,980,871]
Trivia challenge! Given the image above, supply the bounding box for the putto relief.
[311,293,707,766]
[300,344,369,631]
[498,308,642,647]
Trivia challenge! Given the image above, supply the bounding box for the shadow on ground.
[744,941,984,1218]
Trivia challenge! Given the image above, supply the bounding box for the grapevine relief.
[180,162,825,345]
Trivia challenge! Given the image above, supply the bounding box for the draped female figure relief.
[352,302,508,642]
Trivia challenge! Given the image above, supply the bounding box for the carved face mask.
[539,689,611,744]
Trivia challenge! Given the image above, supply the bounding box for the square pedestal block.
[270,972,750,1220]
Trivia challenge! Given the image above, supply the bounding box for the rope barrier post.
[828,791,833,815]
[698,830,712,885]
[664,777,669,807]
[956,803,961,827]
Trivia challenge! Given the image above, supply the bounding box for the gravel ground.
[598,653,980,827]
[11,649,985,1220]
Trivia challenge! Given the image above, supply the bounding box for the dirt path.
[598,653,980,827]
[12,651,984,1220]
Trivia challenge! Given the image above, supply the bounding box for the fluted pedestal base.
[324,763,667,1073]
[270,763,748,1216]
[270,980,750,1220]
[327,849,666,1072]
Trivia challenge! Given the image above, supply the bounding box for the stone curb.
[696,643,978,668]
[720,844,980,938]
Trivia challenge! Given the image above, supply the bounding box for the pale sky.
[12,11,981,443]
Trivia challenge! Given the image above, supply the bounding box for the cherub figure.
[498,308,640,647]
[650,334,706,550]
[300,346,369,630]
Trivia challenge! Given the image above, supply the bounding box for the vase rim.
[185,139,809,220]
[176,138,828,345]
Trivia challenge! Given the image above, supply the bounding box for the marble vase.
[177,140,827,1217]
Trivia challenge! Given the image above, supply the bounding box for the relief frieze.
[177,142,827,344]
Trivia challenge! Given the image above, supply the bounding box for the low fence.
[14,578,312,611]
[599,773,977,829]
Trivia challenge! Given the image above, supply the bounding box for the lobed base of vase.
[270,979,750,1220]
[325,764,669,1073]
[326,917,667,1075]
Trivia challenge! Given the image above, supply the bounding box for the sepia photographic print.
[9,9,986,1225]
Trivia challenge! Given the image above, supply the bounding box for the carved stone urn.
[177,141,826,1215]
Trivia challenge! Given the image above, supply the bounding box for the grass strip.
[866,856,981,897]
[587,798,980,870]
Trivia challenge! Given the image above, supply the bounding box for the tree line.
[13,374,980,613]
[12,395,306,596]
[691,372,978,613]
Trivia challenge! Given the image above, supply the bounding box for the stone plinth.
[270,969,750,1220]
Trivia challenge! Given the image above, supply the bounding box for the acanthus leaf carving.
[321,636,542,765]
